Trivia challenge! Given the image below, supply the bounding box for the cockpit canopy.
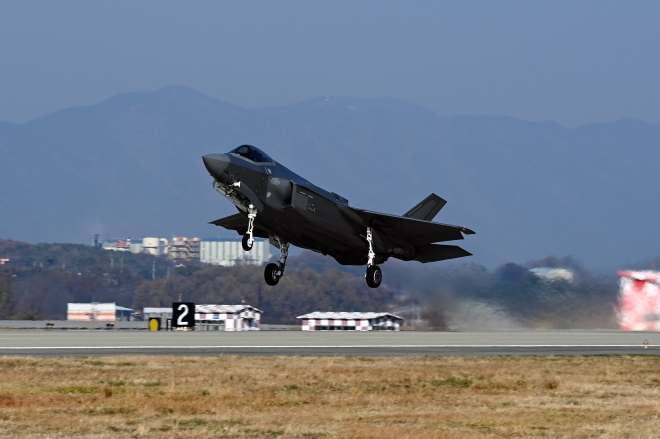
[229,145,274,163]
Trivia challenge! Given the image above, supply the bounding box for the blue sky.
[1,1,659,127]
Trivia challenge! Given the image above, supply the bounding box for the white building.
[143,307,172,320]
[102,238,131,252]
[297,312,404,331]
[67,303,133,322]
[142,237,169,256]
[102,237,167,255]
[102,237,200,260]
[200,237,271,266]
[129,238,143,254]
[168,237,201,260]
[195,304,261,331]
[143,305,262,331]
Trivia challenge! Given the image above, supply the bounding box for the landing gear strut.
[242,203,257,251]
[264,235,289,286]
[365,227,382,288]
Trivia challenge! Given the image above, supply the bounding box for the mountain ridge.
[1,85,658,268]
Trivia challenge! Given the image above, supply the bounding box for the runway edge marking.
[0,344,656,350]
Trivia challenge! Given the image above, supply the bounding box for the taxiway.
[0,330,657,357]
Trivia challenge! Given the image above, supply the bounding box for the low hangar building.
[297,312,404,331]
[143,304,261,331]
[195,304,261,331]
[67,303,133,322]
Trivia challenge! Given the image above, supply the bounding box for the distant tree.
[132,279,172,309]
[0,265,16,319]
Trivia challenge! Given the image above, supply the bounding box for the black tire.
[264,263,280,286]
[242,234,253,251]
[365,265,382,288]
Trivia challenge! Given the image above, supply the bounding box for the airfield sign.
[172,302,195,328]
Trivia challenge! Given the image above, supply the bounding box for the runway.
[0,330,658,356]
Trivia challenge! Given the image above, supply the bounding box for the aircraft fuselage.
[203,152,379,265]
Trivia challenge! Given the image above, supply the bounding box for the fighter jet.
[202,145,474,288]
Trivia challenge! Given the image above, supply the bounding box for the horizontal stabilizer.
[403,193,447,222]
[345,207,466,244]
[210,213,268,238]
[414,244,472,263]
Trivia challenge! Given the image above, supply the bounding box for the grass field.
[1,355,659,438]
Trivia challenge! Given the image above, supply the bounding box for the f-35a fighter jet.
[203,145,474,288]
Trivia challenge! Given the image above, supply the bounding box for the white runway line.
[0,345,656,350]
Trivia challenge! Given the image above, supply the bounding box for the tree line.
[0,239,629,328]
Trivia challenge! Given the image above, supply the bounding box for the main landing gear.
[264,235,289,286]
[238,205,288,286]
[241,204,258,251]
[365,227,382,288]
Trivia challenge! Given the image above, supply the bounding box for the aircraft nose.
[202,154,230,177]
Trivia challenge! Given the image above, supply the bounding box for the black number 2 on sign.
[172,302,195,328]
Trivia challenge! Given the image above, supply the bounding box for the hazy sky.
[1,1,659,127]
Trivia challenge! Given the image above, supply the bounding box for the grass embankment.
[0,355,659,438]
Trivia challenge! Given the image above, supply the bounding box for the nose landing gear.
[241,204,257,251]
[241,234,252,251]
[264,235,289,286]
[364,227,382,288]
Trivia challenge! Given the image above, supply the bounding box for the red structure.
[617,270,660,331]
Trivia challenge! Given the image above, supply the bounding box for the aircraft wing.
[343,207,475,246]
[209,213,269,238]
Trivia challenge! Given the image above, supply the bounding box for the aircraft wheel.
[264,263,280,286]
[365,265,382,288]
[242,234,253,251]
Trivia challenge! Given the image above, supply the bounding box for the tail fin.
[403,193,447,222]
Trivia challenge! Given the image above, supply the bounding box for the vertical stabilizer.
[403,193,447,222]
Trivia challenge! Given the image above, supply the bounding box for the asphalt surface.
[1,330,659,357]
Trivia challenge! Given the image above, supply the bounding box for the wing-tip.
[461,227,476,235]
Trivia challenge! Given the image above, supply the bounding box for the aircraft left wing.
[210,213,269,238]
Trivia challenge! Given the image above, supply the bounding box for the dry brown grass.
[1,355,660,438]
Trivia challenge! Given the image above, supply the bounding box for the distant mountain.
[1,85,659,268]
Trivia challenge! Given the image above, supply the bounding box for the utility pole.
[152,260,156,281]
